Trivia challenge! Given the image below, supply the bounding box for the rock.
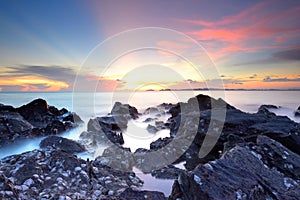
[170,136,300,200]
[81,117,125,147]
[169,180,183,200]
[143,117,155,123]
[151,165,183,179]
[257,104,278,116]
[40,136,86,154]
[295,106,300,117]
[0,99,81,146]
[0,148,149,199]
[0,110,33,146]
[111,102,139,120]
[150,137,173,150]
[143,107,160,115]
[62,112,83,123]
[95,145,135,171]
[164,95,300,170]
[147,124,158,134]
[120,188,166,200]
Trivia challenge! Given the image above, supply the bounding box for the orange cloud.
[0,76,69,92]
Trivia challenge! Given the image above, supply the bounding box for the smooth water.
[0,91,299,195]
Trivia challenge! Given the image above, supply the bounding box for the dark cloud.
[234,48,300,66]
[273,49,300,61]
[263,76,300,82]
[249,74,257,79]
[186,79,201,84]
[9,65,78,82]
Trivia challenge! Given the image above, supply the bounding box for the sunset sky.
[0,0,299,92]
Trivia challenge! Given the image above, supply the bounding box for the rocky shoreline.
[0,95,300,199]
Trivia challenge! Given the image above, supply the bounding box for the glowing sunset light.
[0,0,299,92]
[0,76,69,92]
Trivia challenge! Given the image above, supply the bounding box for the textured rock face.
[170,136,300,200]
[40,136,86,154]
[157,94,300,170]
[0,99,82,147]
[0,149,167,199]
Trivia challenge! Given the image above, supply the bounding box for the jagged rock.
[80,117,124,148]
[111,102,139,120]
[150,137,173,150]
[163,95,300,170]
[295,106,300,117]
[257,104,278,116]
[40,136,86,154]
[171,136,300,200]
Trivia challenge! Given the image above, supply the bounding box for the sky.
[0,0,300,92]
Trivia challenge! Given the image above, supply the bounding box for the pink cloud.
[179,1,300,60]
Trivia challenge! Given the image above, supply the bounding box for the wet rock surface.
[155,94,300,170]
[170,136,300,200]
[1,94,300,199]
[0,149,167,199]
[0,99,82,147]
[40,135,86,154]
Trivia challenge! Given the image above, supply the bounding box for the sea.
[0,91,299,195]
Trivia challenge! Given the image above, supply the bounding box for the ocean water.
[0,91,299,195]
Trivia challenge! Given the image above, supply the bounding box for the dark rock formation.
[170,136,300,200]
[0,99,82,147]
[295,106,300,117]
[79,102,140,150]
[257,104,278,116]
[111,102,139,120]
[80,117,124,150]
[151,165,184,179]
[156,94,300,170]
[40,136,86,154]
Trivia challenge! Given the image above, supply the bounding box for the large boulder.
[164,95,300,170]
[111,102,139,120]
[170,136,300,200]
